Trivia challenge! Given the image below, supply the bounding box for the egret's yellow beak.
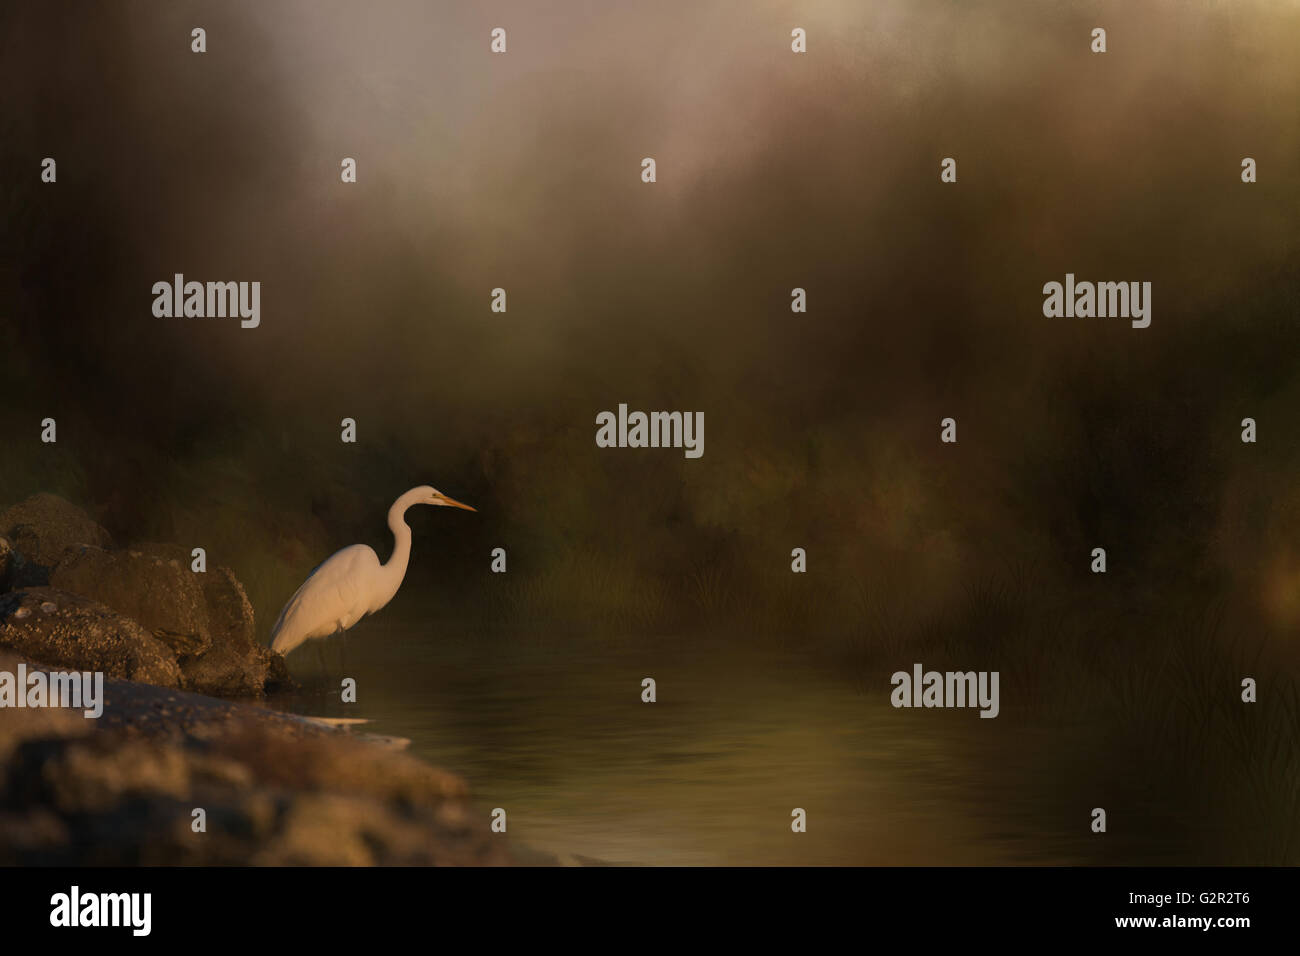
[438,494,476,512]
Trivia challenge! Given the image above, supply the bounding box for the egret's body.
[270,485,474,658]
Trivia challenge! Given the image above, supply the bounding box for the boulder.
[51,545,209,652]
[50,543,287,697]
[184,562,290,696]
[0,588,182,686]
[0,495,288,697]
[0,494,112,586]
[0,654,522,866]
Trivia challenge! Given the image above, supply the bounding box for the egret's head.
[417,485,476,511]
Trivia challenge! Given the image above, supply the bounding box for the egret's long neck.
[374,492,419,611]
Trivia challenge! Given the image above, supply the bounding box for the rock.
[51,545,210,652]
[185,563,289,696]
[0,653,523,866]
[48,543,287,697]
[0,496,288,697]
[262,647,292,691]
[0,494,112,586]
[0,588,182,686]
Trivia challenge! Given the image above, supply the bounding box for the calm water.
[265,607,1121,865]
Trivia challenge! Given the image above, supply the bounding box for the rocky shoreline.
[0,493,554,865]
[0,493,287,697]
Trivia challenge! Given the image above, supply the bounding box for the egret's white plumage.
[269,485,474,657]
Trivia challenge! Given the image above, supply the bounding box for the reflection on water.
[266,607,1114,865]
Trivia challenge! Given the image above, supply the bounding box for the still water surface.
[266,610,1110,865]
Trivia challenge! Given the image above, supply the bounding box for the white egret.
[269,485,475,659]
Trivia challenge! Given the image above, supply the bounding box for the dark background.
[2,0,1299,862]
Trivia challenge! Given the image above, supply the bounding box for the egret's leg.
[315,641,327,678]
[339,629,349,675]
